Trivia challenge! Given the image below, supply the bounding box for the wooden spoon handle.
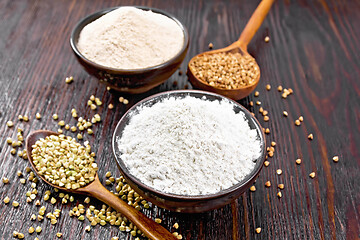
[85,180,176,240]
[237,0,275,49]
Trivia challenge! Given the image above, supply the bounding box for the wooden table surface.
[0,0,359,239]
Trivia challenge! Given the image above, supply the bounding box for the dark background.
[0,0,359,239]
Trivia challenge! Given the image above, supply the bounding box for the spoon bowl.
[26,130,177,240]
[187,0,274,100]
[188,46,260,100]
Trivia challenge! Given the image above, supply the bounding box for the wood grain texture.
[0,0,359,239]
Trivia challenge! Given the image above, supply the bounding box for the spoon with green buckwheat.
[26,130,176,240]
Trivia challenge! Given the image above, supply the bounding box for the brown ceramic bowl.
[70,6,189,94]
[112,90,266,213]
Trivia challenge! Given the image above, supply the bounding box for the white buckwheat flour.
[117,96,261,195]
[77,7,184,69]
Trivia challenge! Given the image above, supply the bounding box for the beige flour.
[77,7,184,69]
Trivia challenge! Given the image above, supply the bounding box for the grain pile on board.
[77,7,184,69]
[117,96,262,195]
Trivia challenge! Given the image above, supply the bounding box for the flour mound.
[77,7,184,69]
[117,96,261,195]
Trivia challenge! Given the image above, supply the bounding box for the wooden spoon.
[26,130,176,240]
[187,0,275,100]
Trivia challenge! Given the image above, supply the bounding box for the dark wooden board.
[0,0,359,239]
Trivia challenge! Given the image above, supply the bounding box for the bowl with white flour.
[70,6,189,94]
[112,90,266,213]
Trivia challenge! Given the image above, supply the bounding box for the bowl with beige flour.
[112,90,266,213]
[70,6,189,93]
